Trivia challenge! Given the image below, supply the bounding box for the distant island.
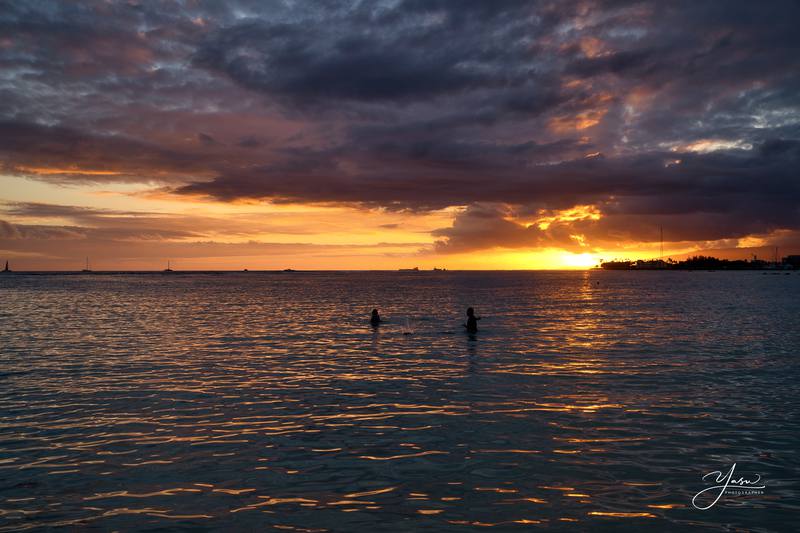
[600,255,800,270]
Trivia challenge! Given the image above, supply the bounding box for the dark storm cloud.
[178,139,800,221]
[191,0,548,107]
[0,120,212,181]
[236,135,262,148]
[194,23,482,104]
[432,204,542,253]
[197,132,219,145]
[1,0,799,251]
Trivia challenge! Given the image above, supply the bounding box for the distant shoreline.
[2,267,581,273]
[601,254,799,271]
[1,268,797,275]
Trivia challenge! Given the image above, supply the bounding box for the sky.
[1,0,799,270]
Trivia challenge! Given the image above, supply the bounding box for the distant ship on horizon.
[82,257,92,272]
[2,260,10,273]
[163,261,174,272]
[399,266,419,272]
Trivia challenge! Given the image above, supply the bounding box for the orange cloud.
[16,166,123,176]
[579,37,608,58]
[534,205,602,230]
[548,93,612,133]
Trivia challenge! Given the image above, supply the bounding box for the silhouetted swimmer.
[463,307,481,333]
[370,308,383,326]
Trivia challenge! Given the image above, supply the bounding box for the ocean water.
[0,271,798,532]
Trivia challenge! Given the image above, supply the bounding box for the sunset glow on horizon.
[0,174,709,270]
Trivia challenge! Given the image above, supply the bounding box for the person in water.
[464,307,481,333]
[370,308,383,326]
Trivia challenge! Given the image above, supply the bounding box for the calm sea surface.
[1,271,798,532]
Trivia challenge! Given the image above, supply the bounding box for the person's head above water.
[464,307,479,332]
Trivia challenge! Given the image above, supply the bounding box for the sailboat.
[163,260,174,272]
[82,257,92,272]
[2,261,10,273]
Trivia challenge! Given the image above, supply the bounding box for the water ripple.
[1,271,798,531]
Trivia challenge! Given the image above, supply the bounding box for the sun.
[561,252,598,269]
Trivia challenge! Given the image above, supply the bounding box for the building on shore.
[784,255,800,268]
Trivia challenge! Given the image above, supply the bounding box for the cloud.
[0,216,429,270]
[432,204,542,253]
[1,0,798,256]
[0,121,213,183]
[0,201,332,240]
[236,135,262,148]
[197,132,219,145]
[190,0,549,107]
[0,219,85,240]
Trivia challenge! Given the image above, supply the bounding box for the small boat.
[163,261,174,272]
[1,261,10,273]
[399,267,419,272]
[82,257,92,272]
[432,267,447,271]
[283,268,296,272]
